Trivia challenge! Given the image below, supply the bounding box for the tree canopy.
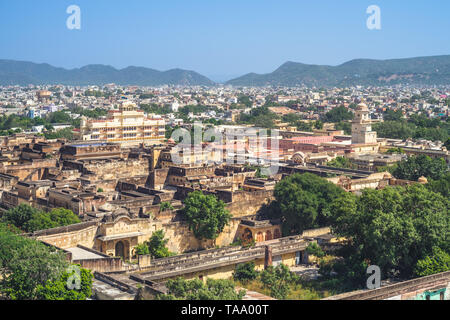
[392,155,447,181]
[238,106,279,128]
[328,184,449,280]
[146,230,175,259]
[260,264,299,300]
[182,191,232,240]
[1,204,81,233]
[326,157,357,169]
[322,106,354,123]
[267,173,345,235]
[233,262,259,284]
[35,266,93,300]
[157,277,245,300]
[0,223,93,300]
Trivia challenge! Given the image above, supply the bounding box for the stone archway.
[292,152,307,165]
[115,241,125,259]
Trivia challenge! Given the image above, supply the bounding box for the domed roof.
[356,102,369,112]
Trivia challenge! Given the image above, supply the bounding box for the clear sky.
[1,0,449,81]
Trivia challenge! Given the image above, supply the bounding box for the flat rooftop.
[66,247,107,260]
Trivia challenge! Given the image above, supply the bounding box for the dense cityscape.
[0,1,449,312]
[0,82,448,302]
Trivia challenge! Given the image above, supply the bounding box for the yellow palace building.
[78,101,165,147]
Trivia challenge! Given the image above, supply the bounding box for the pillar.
[264,245,272,269]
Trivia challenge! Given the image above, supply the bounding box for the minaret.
[352,102,377,144]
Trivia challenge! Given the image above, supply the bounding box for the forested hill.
[0,60,216,86]
[227,55,450,87]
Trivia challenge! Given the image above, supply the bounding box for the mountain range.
[0,60,215,86]
[226,55,450,87]
[1,55,450,87]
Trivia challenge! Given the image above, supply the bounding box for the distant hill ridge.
[2,55,450,87]
[226,55,450,87]
[0,60,215,86]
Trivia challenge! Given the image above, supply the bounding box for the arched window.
[256,232,264,242]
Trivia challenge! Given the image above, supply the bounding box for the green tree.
[260,264,299,300]
[26,208,81,233]
[47,111,72,124]
[414,247,450,277]
[44,127,74,140]
[335,121,352,135]
[182,191,232,240]
[0,223,31,268]
[322,106,354,123]
[147,230,174,259]
[238,95,253,108]
[426,172,450,198]
[233,262,259,283]
[386,147,405,154]
[326,157,357,169]
[157,277,245,300]
[0,240,68,300]
[373,121,416,140]
[306,242,325,258]
[1,204,37,231]
[268,173,345,235]
[328,184,449,279]
[160,202,174,212]
[314,120,324,130]
[384,109,404,121]
[296,121,314,132]
[2,205,81,233]
[392,155,447,181]
[35,266,94,300]
[238,106,279,128]
[134,243,150,256]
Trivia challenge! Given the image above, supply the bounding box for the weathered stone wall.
[83,158,150,180]
[163,217,246,253]
[74,257,124,273]
[149,168,170,190]
[34,222,100,249]
[2,159,57,180]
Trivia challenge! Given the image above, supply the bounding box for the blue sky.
[0,0,449,81]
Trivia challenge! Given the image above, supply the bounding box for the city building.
[78,101,166,147]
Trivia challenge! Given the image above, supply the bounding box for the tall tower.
[352,102,377,144]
